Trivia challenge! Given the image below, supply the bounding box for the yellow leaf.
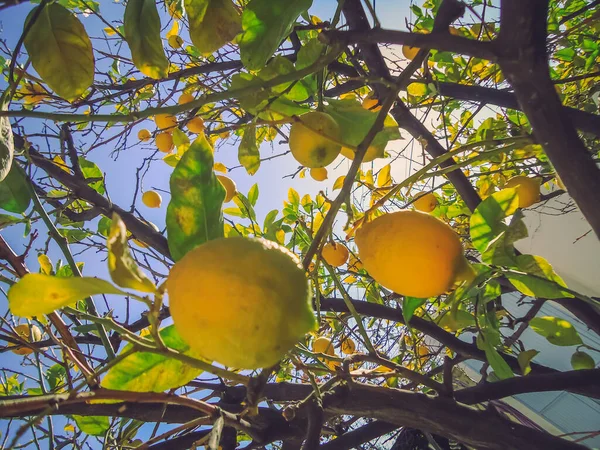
[364,170,374,186]
[407,82,428,97]
[103,27,116,36]
[8,274,124,318]
[276,229,285,244]
[52,156,70,172]
[376,164,392,187]
[166,20,179,39]
[64,424,75,433]
[333,176,345,190]
[313,212,324,232]
[38,254,53,275]
[299,168,307,179]
[287,187,300,205]
[213,162,227,173]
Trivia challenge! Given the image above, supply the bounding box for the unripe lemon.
[313,336,334,355]
[322,242,349,267]
[11,324,42,356]
[178,93,195,105]
[216,175,236,202]
[504,176,541,208]
[355,211,465,298]
[138,129,152,142]
[340,144,384,163]
[289,112,341,168]
[187,117,205,134]
[571,351,595,370]
[167,237,316,369]
[362,93,381,112]
[340,337,356,355]
[142,190,162,208]
[402,45,420,60]
[310,167,328,181]
[168,35,184,49]
[156,132,174,153]
[155,114,177,131]
[413,192,438,213]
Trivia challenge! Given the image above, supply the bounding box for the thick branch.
[319,421,397,450]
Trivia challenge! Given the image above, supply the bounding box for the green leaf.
[97,216,112,237]
[124,0,168,79]
[57,228,89,244]
[166,135,226,261]
[481,210,527,266]
[258,56,310,101]
[0,105,14,182]
[23,3,94,101]
[437,309,475,332]
[186,0,241,55]
[73,415,110,436]
[402,297,427,324]
[238,124,260,175]
[248,183,259,206]
[530,316,582,346]
[8,273,123,318]
[238,0,313,70]
[78,157,105,194]
[571,351,595,370]
[107,214,156,293]
[479,336,514,380]
[0,164,31,213]
[507,254,571,299]
[517,349,539,375]
[172,128,190,152]
[0,214,23,230]
[102,325,203,392]
[469,188,519,253]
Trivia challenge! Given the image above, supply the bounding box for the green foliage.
[0,106,14,182]
[166,136,226,261]
[73,415,110,436]
[238,124,260,175]
[0,164,31,213]
[186,0,241,55]
[469,188,519,253]
[530,317,583,346]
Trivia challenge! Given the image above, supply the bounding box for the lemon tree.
[0,1,599,449]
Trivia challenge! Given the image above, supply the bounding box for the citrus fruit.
[168,35,184,49]
[313,336,334,355]
[142,190,162,208]
[402,45,420,60]
[348,253,363,271]
[156,132,174,153]
[167,237,316,369]
[178,93,195,105]
[289,112,341,168]
[571,351,595,370]
[413,192,438,213]
[355,211,465,298]
[216,175,236,202]
[155,114,177,132]
[322,242,349,267]
[341,337,356,355]
[11,324,42,356]
[362,93,381,112]
[505,175,541,208]
[187,117,205,134]
[138,129,152,142]
[310,167,328,181]
[340,144,384,163]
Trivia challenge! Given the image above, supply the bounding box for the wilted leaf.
[238,124,260,175]
[0,164,31,214]
[107,214,156,293]
[73,416,110,436]
[23,3,94,101]
[469,188,518,253]
[517,349,539,375]
[507,255,571,299]
[0,106,14,182]
[166,135,226,261]
[102,325,203,392]
[124,0,169,79]
[238,0,313,70]
[530,316,582,346]
[8,273,123,318]
[186,0,241,55]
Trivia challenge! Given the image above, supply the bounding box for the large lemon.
[505,176,540,208]
[355,211,465,298]
[289,112,341,168]
[167,237,316,369]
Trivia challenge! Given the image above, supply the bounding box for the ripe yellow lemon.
[313,336,334,355]
[402,45,420,60]
[340,144,384,163]
[310,167,328,181]
[142,190,162,208]
[178,93,195,105]
[187,117,205,134]
[289,112,341,168]
[216,175,236,202]
[138,129,152,142]
[413,192,438,213]
[167,237,316,369]
[340,337,356,355]
[168,35,184,49]
[355,211,465,298]
[11,324,42,356]
[505,176,541,208]
[362,93,381,111]
[155,114,177,132]
[156,132,174,153]
[322,242,349,267]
